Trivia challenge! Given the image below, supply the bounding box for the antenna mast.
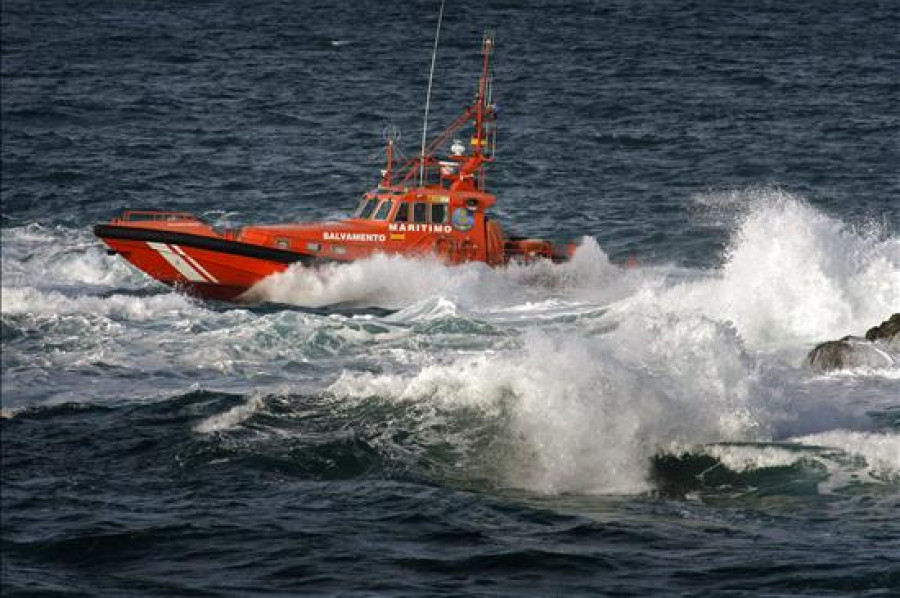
[419,0,446,186]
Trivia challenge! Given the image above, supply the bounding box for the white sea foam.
[667,433,900,491]
[194,394,265,433]
[242,253,485,308]
[330,315,771,494]
[0,285,199,320]
[678,190,900,347]
[790,430,900,478]
[683,443,809,472]
[0,406,26,420]
[242,236,629,311]
[329,315,894,493]
[1,224,148,290]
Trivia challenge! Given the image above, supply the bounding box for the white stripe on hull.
[170,244,219,283]
[147,242,207,283]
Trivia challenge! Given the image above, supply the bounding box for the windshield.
[356,199,379,219]
[372,200,394,221]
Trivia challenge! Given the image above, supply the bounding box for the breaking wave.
[1,224,149,291]
[241,235,626,310]
[328,315,895,494]
[681,189,900,346]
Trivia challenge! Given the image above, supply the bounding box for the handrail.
[117,210,200,222]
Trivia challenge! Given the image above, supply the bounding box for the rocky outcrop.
[865,313,900,342]
[806,314,899,373]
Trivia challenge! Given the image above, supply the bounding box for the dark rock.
[806,314,900,373]
[806,336,864,373]
[865,313,900,342]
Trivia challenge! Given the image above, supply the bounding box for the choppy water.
[2,0,899,596]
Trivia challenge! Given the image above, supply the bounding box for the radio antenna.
[419,0,445,186]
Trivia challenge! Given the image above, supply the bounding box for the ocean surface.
[2,0,899,595]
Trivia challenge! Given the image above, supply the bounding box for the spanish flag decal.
[390,233,406,241]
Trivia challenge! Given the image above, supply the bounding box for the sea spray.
[685,190,900,346]
[329,313,896,494]
[792,431,900,479]
[194,393,266,433]
[330,316,765,494]
[243,236,632,310]
[1,224,149,291]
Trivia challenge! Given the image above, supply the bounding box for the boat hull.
[95,225,327,301]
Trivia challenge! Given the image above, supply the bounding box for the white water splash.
[241,236,628,310]
[329,308,883,494]
[1,224,149,291]
[691,443,809,472]
[790,430,900,479]
[680,190,900,347]
[1,285,199,319]
[194,394,265,433]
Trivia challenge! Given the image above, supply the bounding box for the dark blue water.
[3,1,899,596]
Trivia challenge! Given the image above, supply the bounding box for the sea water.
[2,1,898,595]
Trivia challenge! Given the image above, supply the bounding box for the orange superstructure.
[95,35,575,302]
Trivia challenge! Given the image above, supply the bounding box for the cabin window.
[307,242,322,252]
[413,203,427,223]
[353,198,368,217]
[394,203,409,222]
[332,245,347,255]
[372,200,394,221]
[430,203,447,224]
[358,199,379,219]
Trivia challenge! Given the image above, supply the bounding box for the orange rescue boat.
[95,34,575,301]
